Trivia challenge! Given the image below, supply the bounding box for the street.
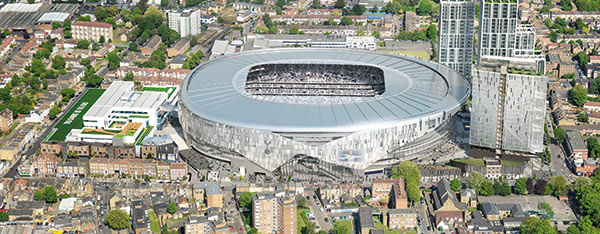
[305,189,333,231]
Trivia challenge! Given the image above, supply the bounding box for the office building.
[437,0,476,79]
[168,8,202,37]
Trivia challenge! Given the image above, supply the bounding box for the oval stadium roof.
[181,49,470,132]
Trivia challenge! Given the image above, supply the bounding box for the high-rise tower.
[437,0,476,79]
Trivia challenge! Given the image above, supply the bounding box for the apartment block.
[33,154,60,175]
[252,193,278,233]
[0,108,12,132]
[40,141,63,155]
[193,182,223,208]
[67,142,90,157]
[371,178,403,200]
[277,196,297,234]
[388,209,418,229]
[90,143,110,157]
[72,21,113,42]
[438,0,475,79]
[168,8,202,37]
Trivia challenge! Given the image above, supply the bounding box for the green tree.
[49,105,61,120]
[167,202,177,214]
[297,196,307,208]
[76,40,90,49]
[372,30,380,38]
[352,4,366,15]
[161,0,168,6]
[538,202,555,218]
[547,176,566,197]
[104,209,130,230]
[416,0,433,16]
[392,161,421,183]
[51,55,66,70]
[571,85,588,107]
[520,216,556,234]
[0,211,7,222]
[302,220,317,234]
[426,24,437,41]
[239,192,253,209]
[478,180,494,196]
[124,72,134,81]
[34,190,44,201]
[406,181,420,204]
[80,58,91,68]
[514,177,528,195]
[554,127,566,143]
[42,186,57,203]
[335,0,346,8]
[467,171,486,189]
[129,42,139,52]
[59,193,71,200]
[248,227,259,234]
[289,25,299,34]
[494,181,512,196]
[560,0,573,11]
[450,178,461,192]
[575,51,590,65]
[107,51,120,70]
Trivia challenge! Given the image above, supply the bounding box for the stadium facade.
[178,49,470,174]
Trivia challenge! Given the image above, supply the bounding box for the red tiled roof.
[72,21,112,28]
[585,101,600,107]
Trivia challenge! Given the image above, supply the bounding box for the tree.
[372,30,380,38]
[124,72,134,81]
[161,0,168,6]
[99,35,106,44]
[248,228,259,234]
[538,202,555,218]
[392,161,421,183]
[129,42,139,52]
[416,0,433,16]
[571,85,588,107]
[554,127,566,143]
[289,25,299,34]
[560,0,573,11]
[352,4,366,15]
[34,190,44,201]
[547,176,566,197]
[406,181,420,204]
[312,0,321,8]
[478,180,494,196]
[298,196,307,208]
[80,58,91,68]
[575,51,590,66]
[51,55,66,70]
[76,40,90,49]
[104,209,130,230]
[450,178,461,192]
[340,16,353,26]
[520,216,557,234]
[526,178,535,194]
[426,24,437,41]
[534,179,548,195]
[167,202,177,214]
[42,186,57,203]
[302,221,317,234]
[0,211,7,222]
[239,192,253,209]
[59,193,71,200]
[107,51,120,71]
[334,0,345,8]
[49,105,61,120]
[467,171,486,189]
[514,177,528,195]
[494,181,511,196]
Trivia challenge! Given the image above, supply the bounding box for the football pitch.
[46,89,106,142]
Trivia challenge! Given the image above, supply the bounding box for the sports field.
[141,86,177,98]
[46,89,106,141]
[379,50,431,60]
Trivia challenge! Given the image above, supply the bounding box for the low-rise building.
[72,21,113,41]
[565,130,588,160]
[140,35,162,56]
[0,109,13,132]
[167,37,191,57]
[388,209,418,229]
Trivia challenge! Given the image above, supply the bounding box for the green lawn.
[334,220,353,234]
[141,86,177,98]
[148,210,160,234]
[135,126,154,145]
[47,89,105,141]
[501,160,524,166]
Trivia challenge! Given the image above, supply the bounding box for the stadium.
[178,49,469,178]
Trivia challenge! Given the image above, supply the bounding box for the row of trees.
[391,161,421,204]
[466,172,566,197]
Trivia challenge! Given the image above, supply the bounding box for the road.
[545,112,576,182]
[305,189,333,231]
[3,87,89,178]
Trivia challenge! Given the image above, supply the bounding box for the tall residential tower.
[470,0,548,155]
[437,0,476,79]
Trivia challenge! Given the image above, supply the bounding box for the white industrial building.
[82,81,167,129]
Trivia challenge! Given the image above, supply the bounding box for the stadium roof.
[181,49,470,132]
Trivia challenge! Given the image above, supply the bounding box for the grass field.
[297,208,309,234]
[454,158,485,166]
[141,87,177,99]
[47,89,105,141]
[334,220,353,234]
[379,50,431,60]
[148,210,160,234]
